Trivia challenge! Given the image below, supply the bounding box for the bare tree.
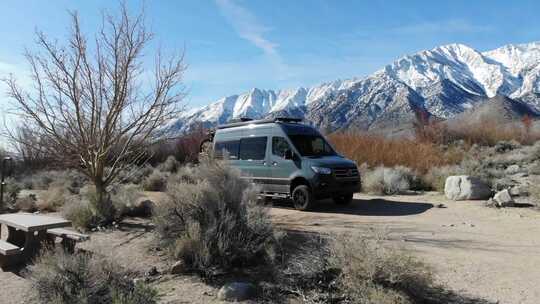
[3,5,186,221]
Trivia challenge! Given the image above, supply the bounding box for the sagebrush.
[279,232,435,304]
[154,159,282,276]
[363,166,421,195]
[26,249,158,304]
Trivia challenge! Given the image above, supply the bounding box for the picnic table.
[0,213,87,268]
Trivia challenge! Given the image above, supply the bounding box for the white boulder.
[444,176,492,201]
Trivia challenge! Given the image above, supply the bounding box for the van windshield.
[288,135,336,157]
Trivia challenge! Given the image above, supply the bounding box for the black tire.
[333,193,354,205]
[292,185,314,211]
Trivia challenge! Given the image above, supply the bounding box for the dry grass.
[329,132,463,173]
[26,249,158,304]
[330,233,434,304]
[38,186,74,212]
[278,232,436,304]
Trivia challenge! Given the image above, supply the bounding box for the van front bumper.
[311,175,361,199]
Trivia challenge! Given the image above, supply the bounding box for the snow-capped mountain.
[164,42,540,134]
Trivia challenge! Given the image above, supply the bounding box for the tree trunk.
[94,178,115,224]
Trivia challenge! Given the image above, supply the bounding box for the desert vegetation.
[1,3,540,304]
[153,158,282,277]
[3,3,186,224]
[329,117,540,199]
[26,249,158,304]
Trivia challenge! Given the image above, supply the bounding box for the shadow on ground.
[273,198,433,216]
[421,286,498,304]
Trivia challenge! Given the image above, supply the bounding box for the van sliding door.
[237,136,271,191]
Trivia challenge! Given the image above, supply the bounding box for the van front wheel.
[333,193,353,205]
[292,185,313,211]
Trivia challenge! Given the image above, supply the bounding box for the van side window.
[214,140,239,159]
[272,137,290,158]
[239,137,267,160]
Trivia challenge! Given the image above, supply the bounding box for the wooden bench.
[47,228,90,253]
[0,240,21,269]
[0,240,20,256]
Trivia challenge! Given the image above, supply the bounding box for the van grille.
[333,167,359,178]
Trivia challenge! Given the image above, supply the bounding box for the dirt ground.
[2,192,540,303]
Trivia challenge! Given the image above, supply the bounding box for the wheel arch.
[290,176,311,195]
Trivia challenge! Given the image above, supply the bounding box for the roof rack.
[227,117,254,123]
[217,117,302,129]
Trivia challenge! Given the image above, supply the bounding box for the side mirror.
[284,149,294,160]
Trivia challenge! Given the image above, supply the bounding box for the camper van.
[209,117,361,210]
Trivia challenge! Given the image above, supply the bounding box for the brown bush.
[423,119,540,146]
[329,132,463,173]
[444,121,540,146]
[146,127,207,166]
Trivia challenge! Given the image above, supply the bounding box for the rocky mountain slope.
[452,95,539,125]
[164,42,540,134]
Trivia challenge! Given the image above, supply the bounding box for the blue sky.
[1,0,540,111]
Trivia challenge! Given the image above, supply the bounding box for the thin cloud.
[215,0,279,57]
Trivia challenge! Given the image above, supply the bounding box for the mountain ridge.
[164,42,540,134]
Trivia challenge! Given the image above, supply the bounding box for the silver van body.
[211,118,361,210]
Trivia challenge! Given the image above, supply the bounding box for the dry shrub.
[279,232,435,304]
[147,127,207,166]
[38,186,74,212]
[14,194,38,212]
[26,249,158,304]
[154,158,282,276]
[423,165,465,193]
[22,170,87,192]
[62,183,147,230]
[2,177,22,208]
[116,164,154,185]
[330,233,434,304]
[142,169,168,191]
[111,184,149,217]
[426,119,540,146]
[62,198,95,231]
[156,155,181,173]
[363,166,421,195]
[62,185,111,230]
[329,132,462,173]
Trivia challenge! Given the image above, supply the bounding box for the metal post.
[0,157,13,208]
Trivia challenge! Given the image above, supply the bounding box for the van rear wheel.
[292,185,313,211]
[333,193,353,205]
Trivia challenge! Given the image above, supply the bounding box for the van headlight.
[311,166,332,175]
